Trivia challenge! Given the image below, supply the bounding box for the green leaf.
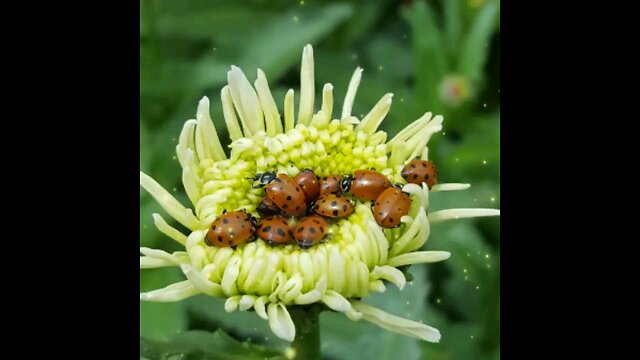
[235,3,353,82]
[140,56,229,97]
[337,2,384,46]
[365,35,414,82]
[443,0,463,60]
[140,268,188,340]
[402,0,449,114]
[458,0,499,83]
[140,329,284,360]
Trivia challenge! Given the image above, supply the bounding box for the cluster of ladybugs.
[205,159,438,250]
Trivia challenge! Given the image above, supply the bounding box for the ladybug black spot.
[331,201,337,207]
[227,240,233,245]
[424,174,430,180]
[332,210,339,216]
[422,162,427,167]
[411,164,416,168]
[319,226,324,232]
[342,204,348,211]
[282,204,288,209]
[223,218,229,224]
[286,195,292,200]
[310,227,316,234]
[263,226,272,232]
[313,219,320,224]
[277,228,285,237]
[212,225,217,230]
[218,236,223,242]
[413,174,418,180]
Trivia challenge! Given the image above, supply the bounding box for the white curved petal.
[284,89,295,132]
[351,301,441,343]
[267,303,296,342]
[151,213,187,245]
[388,112,432,146]
[140,171,200,230]
[225,296,241,312]
[428,208,501,224]
[220,86,244,141]
[180,264,223,297]
[239,295,257,311]
[176,120,198,169]
[320,83,334,123]
[356,93,393,134]
[255,69,282,136]
[431,183,471,192]
[221,256,241,296]
[227,66,264,136]
[254,296,269,320]
[196,96,226,161]
[387,251,451,267]
[371,266,406,290]
[342,67,363,119]
[140,280,199,302]
[321,290,353,313]
[140,247,182,265]
[298,45,315,125]
[140,257,178,269]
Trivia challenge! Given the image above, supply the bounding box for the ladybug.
[339,169,391,201]
[319,175,342,196]
[312,193,355,219]
[294,169,320,203]
[256,216,292,246]
[256,196,280,216]
[205,210,257,248]
[401,159,438,189]
[253,172,306,216]
[294,215,330,249]
[373,187,412,228]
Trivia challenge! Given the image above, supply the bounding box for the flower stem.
[288,305,322,360]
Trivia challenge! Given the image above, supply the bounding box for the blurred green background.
[140,0,500,359]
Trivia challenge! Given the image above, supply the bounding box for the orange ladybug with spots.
[312,193,354,219]
[205,209,257,248]
[256,216,292,245]
[401,159,438,189]
[252,172,306,216]
[294,169,321,203]
[294,215,330,249]
[340,169,391,201]
[319,175,342,196]
[373,186,411,228]
[256,196,280,216]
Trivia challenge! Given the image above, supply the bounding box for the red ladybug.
[256,196,280,216]
[312,193,354,219]
[253,172,306,217]
[205,210,257,248]
[339,169,391,201]
[319,175,342,196]
[256,216,292,246]
[401,159,438,189]
[294,169,320,203]
[373,187,411,228]
[293,215,330,249]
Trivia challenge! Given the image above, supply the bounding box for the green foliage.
[140,0,500,358]
[140,329,285,360]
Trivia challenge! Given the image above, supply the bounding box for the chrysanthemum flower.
[140,45,499,344]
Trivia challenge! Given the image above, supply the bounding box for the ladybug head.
[251,171,277,188]
[338,175,353,194]
[392,182,405,190]
[247,213,259,228]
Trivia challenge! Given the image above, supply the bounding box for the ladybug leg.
[222,209,227,214]
[230,245,237,250]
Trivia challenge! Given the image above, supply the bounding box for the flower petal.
[140,247,183,266]
[387,251,451,267]
[320,83,334,124]
[341,67,363,119]
[284,89,295,132]
[267,303,296,342]
[255,69,283,136]
[140,171,200,230]
[180,264,223,297]
[431,183,471,192]
[351,301,441,343]
[140,280,199,302]
[227,65,264,136]
[428,208,501,224]
[356,93,393,134]
[239,295,257,311]
[151,213,187,245]
[225,296,241,312]
[254,296,269,320]
[140,257,177,269]
[298,45,315,125]
[220,86,244,141]
[196,96,227,161]
[371,265,406,290]
[321,289,352,313]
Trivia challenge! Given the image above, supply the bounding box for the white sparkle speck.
[483,160,487,164]
[293,16,299,22]
[490,197,496,202]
